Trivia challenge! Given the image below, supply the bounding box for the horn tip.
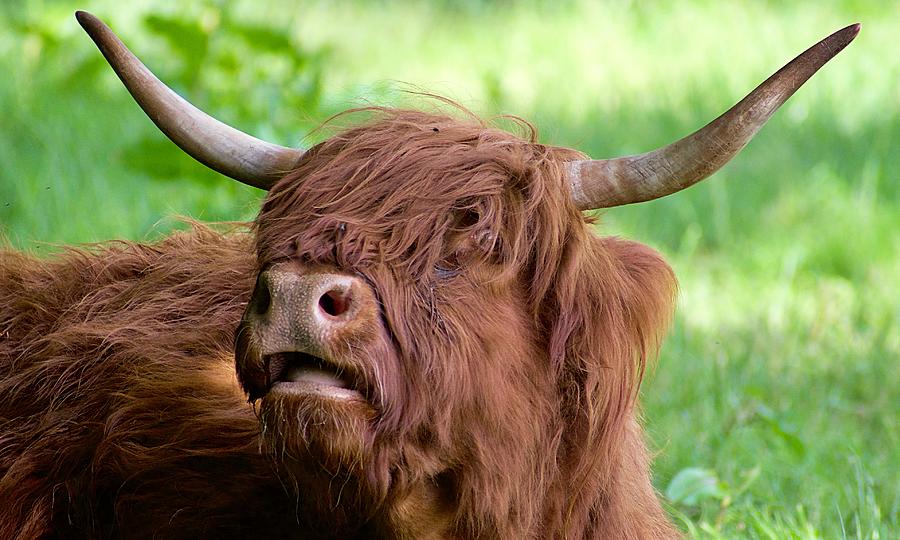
[830,22,862,50]
[74,10,94,25]
[75,10,105,36]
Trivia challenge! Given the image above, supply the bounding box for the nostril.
[318,288,352,318]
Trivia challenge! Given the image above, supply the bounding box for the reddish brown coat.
[1,108,677,538]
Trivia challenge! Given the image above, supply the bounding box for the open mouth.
[264,351,363,400]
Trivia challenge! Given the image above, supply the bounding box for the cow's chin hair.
[259,389,376,472]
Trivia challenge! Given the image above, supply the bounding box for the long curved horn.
[567,23,860,210]
[76,11,304,190]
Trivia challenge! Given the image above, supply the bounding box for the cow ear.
[547,233,676,476]
[592,236,678,384]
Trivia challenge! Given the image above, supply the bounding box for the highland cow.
[0,12,858,539]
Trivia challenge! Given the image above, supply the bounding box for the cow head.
[235,114,599,533]
[77,11,858,537]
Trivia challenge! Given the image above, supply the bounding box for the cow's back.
[0,225,301,538]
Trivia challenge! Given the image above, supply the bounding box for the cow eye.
[434,229,499,280]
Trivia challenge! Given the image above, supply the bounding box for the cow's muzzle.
[235,262,378,402]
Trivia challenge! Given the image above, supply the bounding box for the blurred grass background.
[1,0,897,537]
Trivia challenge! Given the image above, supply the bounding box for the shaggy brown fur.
[1,107,677,538]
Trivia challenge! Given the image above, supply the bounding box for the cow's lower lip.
[269,380,364,401]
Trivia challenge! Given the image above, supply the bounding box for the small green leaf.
[665,467,727,507]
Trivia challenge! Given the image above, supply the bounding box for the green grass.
[2,1,897,537]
